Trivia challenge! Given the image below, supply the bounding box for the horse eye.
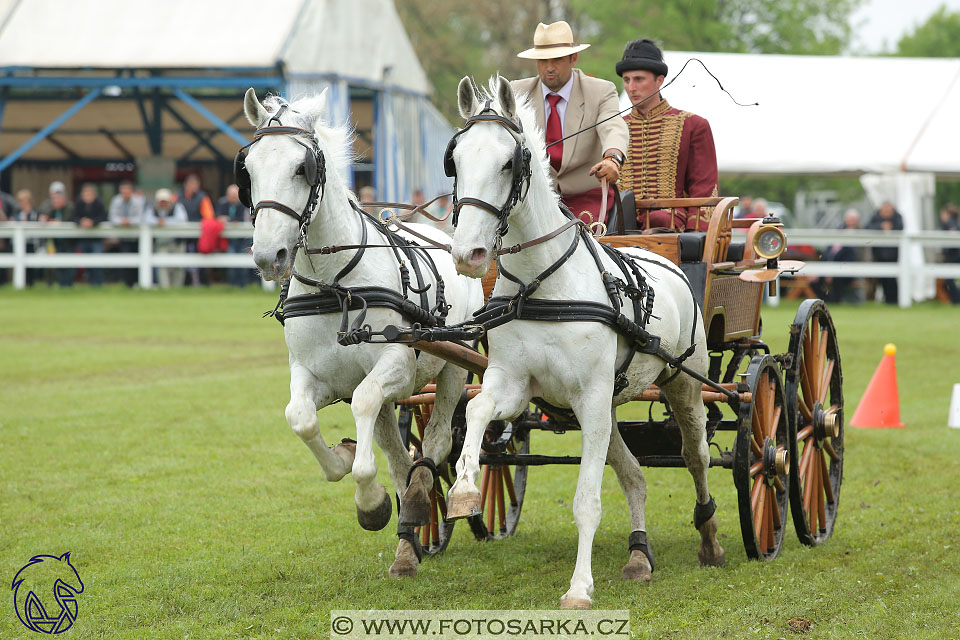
[295,164,306,176]
[502,158,513,172]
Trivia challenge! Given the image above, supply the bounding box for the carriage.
[239,84,844,607]
[395,195,844,562]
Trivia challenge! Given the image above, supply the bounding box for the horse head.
[241,88,346,281]
[448,76,554,278]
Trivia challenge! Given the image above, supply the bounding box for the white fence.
[0,223,271,290]
[1,224,959,306]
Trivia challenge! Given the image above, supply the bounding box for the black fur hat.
[616,39,668,77]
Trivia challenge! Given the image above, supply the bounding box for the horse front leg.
[662,369,726,567]
[562,390,614,610]
[447,367,528,519]
[286,363,355,481]
[398,361,464,527]
[606,409,653,584]
[350,346,415,532]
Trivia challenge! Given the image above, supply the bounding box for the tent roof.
[621,51,960,177]
[0,0,430,94]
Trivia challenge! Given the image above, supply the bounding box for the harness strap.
[362,192,453,223]
[496,217,582,256]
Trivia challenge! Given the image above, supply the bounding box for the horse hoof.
[560,595,592,610]
[357,491,392,531]
[445,491,481,521]
[389,540,419,578]
[698,544,726,568]
[621,551,653,583]
[398,466,433,527]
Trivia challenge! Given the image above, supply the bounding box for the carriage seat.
[677,232,706,262]
[726,242,745,262]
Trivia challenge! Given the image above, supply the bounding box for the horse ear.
[497,75,516,120]
[244,88,268,127]
[457,76,477,119]
[298,87,328,131]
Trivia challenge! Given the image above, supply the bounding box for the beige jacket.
[512,69,628,196]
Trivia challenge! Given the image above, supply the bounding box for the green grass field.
[2,287,959,639]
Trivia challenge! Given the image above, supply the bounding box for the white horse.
[241,88,483,577]
[445,77,725,609]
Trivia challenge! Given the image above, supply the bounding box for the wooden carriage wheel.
[403,404,456,556]
[734,355,792,560]
[785,299,844,546]
[467,421,530,541]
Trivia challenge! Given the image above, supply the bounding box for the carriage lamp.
[752,216,787,296]
[753,216,786,261]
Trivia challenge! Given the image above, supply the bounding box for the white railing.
[2,224,959,306]
[0,223,272,290]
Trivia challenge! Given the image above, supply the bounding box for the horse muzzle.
[452,245,490,278]
[253,245,292,281]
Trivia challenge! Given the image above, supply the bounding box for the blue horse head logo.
[12,552,84,634]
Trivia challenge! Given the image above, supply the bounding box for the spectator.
[107,179,146,286]
[359,185,377,214]
[177,174,215,286]
[144,188,189,288]
[816,208,864,303]
[865,201,903,305]
[216,184,254,287]
[39,181,75,287]
[748,198,768,219]
[940,203,960,304]
[0,189,19,220]
[11,189,43,286]
[735,195,753,219]
[72,183,107,286]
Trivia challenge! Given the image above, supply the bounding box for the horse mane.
[476,77,558,208]
[262,94,357,189]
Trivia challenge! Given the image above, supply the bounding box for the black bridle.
[445,100,532,237]
[234,104,327,244]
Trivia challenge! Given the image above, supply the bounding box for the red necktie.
[545,93,563,172]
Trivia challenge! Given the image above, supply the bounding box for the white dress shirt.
[540,74,575,136]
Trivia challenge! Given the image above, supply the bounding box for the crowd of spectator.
[0,175,256,288]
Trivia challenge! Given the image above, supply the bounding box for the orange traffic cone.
[851,343,904,428]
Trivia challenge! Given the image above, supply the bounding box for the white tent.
[0,0,451,201]
[618,51,960,176]
[617,51,960,304]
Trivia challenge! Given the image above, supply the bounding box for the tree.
[896,7,960,57]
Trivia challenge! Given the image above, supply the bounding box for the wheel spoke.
[798,394,813,424]
[753,480,767,546]
[751,473,765,517]
[807,452,820,534]
[479,465,490,510]
[816,457,827,532]
[496,465,507,533]
[768,405,782,442]
[818,356,835,405]
[797,425,814,442]
[763,375,775,436]
[750,461,764,478]
[765,489,776,552]
[751,411,765,453]
[798,439,814,482]
[486,467,497,532]
[820,449,835,503]
[430,490,440,545]
[770,483,781,529]
[824,438,840,462]
[503,464,518,506]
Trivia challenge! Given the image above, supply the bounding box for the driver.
[513,21,628,225]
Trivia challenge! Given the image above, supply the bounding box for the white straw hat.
[517,21,590,60]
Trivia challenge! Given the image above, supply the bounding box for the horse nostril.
[276,248,288,266]
[470,248,487,265]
